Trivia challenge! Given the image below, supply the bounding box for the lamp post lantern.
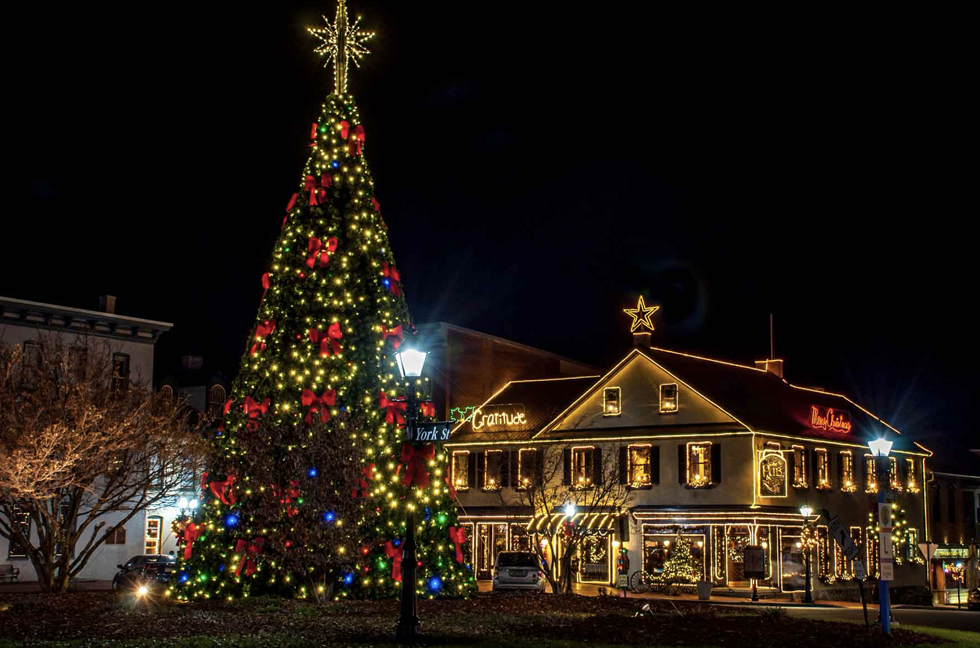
[800,504,814,604]
[868,438,892,635]
[394,343,426,643]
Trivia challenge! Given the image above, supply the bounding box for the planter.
[697,581,712,600]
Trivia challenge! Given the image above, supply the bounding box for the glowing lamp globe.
[564,503,577,518]
[395,346,427,378]
[189,499,199,510]
[177,497,189,510]
[800,504,813,519]
[868,438,893,457]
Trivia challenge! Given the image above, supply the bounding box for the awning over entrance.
[527,511,620,534]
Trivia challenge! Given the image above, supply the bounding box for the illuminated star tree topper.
[624,296,660,333]
[308,0,375,95]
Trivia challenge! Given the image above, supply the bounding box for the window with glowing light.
[888,456,902,491]
[659,384,678,414]
[686,442,711,487]
[603,387,621,416]
[628,445,652,487]
[792,446,807,488]
[815,449,830,490]
[864,455,878,493]
[572,447,595,488]
[144,516,162,555]
[452,451,469,491]
[906,458,919,493]
[483,450,502,492]
[839,451,856,492]
[517,448,537,490]
[6,503,31,559]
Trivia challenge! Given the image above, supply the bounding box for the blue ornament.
[178,571,190,583]
[343,572,354,585]
[323,511,336,523]
[428,576,442,592]
[424,507,431,522]
[307,467,318,478]
[225,513,239,528]
[218,564,225,572]
[331,160,339,169]
[382,278,391,288]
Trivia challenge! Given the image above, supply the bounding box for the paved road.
[779,605,980,632]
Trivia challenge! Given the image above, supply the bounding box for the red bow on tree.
[400,443,435,488]
[200,471,209,496]
[251,320,276,356]
[380,324,403,349]
[383,540,403,582]
[222,399,233,416]
[261,272,271,296]
[210,473,237,506]
[420,402,436,418]
[305,236,338,269]
[379,391,407,427]
[448,526,467,564]
[304,174,331,205]
[309,122,318,146]
[309,322,343,356]
[301,388,336,424]
[351,463,375,498]
[243,396,270,431]
[272,481,301,517]
[371,197,381,212]
[182,522,203,560]
[444,473,457,499]
[234,537,265,577]
[382,262,402,296]
[340,120,350,139]
[286,193,298,214]
[348,124,365,156]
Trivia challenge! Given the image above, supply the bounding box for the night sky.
[17,3,975,448]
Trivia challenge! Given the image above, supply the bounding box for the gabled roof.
[448,375,599,444]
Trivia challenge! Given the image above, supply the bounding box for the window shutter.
[711,443,722,484]
[534,450,543,486]
[562,449,571,485]
[467,452,477,488]
[651,446,660,484]
[619,447,628,484]
[500,451,510,488]
[788,450,796,483]
[510,452,518,488]
[809,449,815,488]
[593,447,602,485]
[678,445,686,484]
[836,452,843,487]
[476,452,485,489]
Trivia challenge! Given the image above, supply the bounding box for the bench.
[0,564,20,583]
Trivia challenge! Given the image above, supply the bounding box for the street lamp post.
[394,343,427,644]
[868,438,893,636]
[800,504,814,604]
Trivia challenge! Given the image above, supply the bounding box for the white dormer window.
[603,387,622,416]
[659,384,678,413]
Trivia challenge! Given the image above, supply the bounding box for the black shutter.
[510,451,518,488]
[534,450,543,486]
[562,449,571,485]
[678,445,686,484]
[651,446,660,484]
[500,451,510,488]
[467,452,476,489]
[619,446,628,484]
[711,443,722,484]
[836,452,843,488]
[476,452,485,489]
[593,447,602,485]
[788,449,796,485]
[809,449,815,488]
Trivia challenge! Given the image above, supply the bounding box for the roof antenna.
[769,313,774,360]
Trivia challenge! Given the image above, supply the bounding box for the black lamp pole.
[395,389,421,643]
[803,539,813,604]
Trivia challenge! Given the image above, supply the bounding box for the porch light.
[564,503,577,517]
[868,438,893,458]
[800,504,812,519]
[395,345,427,378]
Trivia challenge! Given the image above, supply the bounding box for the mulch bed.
[0,591,943,647]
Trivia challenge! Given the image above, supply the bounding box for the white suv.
[492,551,545,592]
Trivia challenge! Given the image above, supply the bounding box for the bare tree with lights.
[0,336,205,593]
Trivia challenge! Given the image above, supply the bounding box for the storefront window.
[687,443,711,487]
[452,451,469,491]
[642,532,705,581]
[792,446,807,488]
[578,535,611,582]
[483,450,502,491]
[864,455,878,493]
[780,533,804,591]
[814,449,830,490]
[628,445,652,487]
[572,447,594,488]
[840,451,856,492]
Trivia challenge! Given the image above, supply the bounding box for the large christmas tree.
[174,0,475,601]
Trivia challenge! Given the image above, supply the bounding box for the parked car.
[492,551,545,592]
[111,555,175,591]
[968,587,980,611]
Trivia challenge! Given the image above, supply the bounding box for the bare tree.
[509,445,632,594]
[0,336,205,593]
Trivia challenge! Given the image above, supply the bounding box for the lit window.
[864,455,878,493]
[628,445,652,487]
[111,353,130,392]
[687,442,711,487]
[840,451,856,492]
[888,457,902,492]
[659,384,678,413]
[144,515,162,555]
[6,503,31,559]
[815,449,830,490]
[603,387,621,416]
[207,384,227,418]
[792,446,807,489]
[906,458,920,493]
[452,451,469,491]
[572,447,595,488]
[517,448,537,490]
[483,450,502,491]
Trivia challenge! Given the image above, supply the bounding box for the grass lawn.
[1,591,976,648]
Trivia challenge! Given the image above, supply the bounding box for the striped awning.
[527,511,620,534]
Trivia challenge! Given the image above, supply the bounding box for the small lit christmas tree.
[174,0,475,601]
[661,534,701,585]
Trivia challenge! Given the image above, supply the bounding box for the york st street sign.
[406,421,454,443]
[828,514,860,561]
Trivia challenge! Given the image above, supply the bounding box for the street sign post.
[406,421,453,443]
[853,561,870,631]
[854,560,866,581]
[828,515,860,560]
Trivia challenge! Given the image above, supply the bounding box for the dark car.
[968,587,980,611]
[111,554,176,591]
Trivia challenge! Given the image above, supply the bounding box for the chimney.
[633,331,651,349]
[755,358,784,379]
[99,295,117,314]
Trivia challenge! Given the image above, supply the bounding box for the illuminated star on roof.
[623,296,660,333]
[308,0,375,95]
